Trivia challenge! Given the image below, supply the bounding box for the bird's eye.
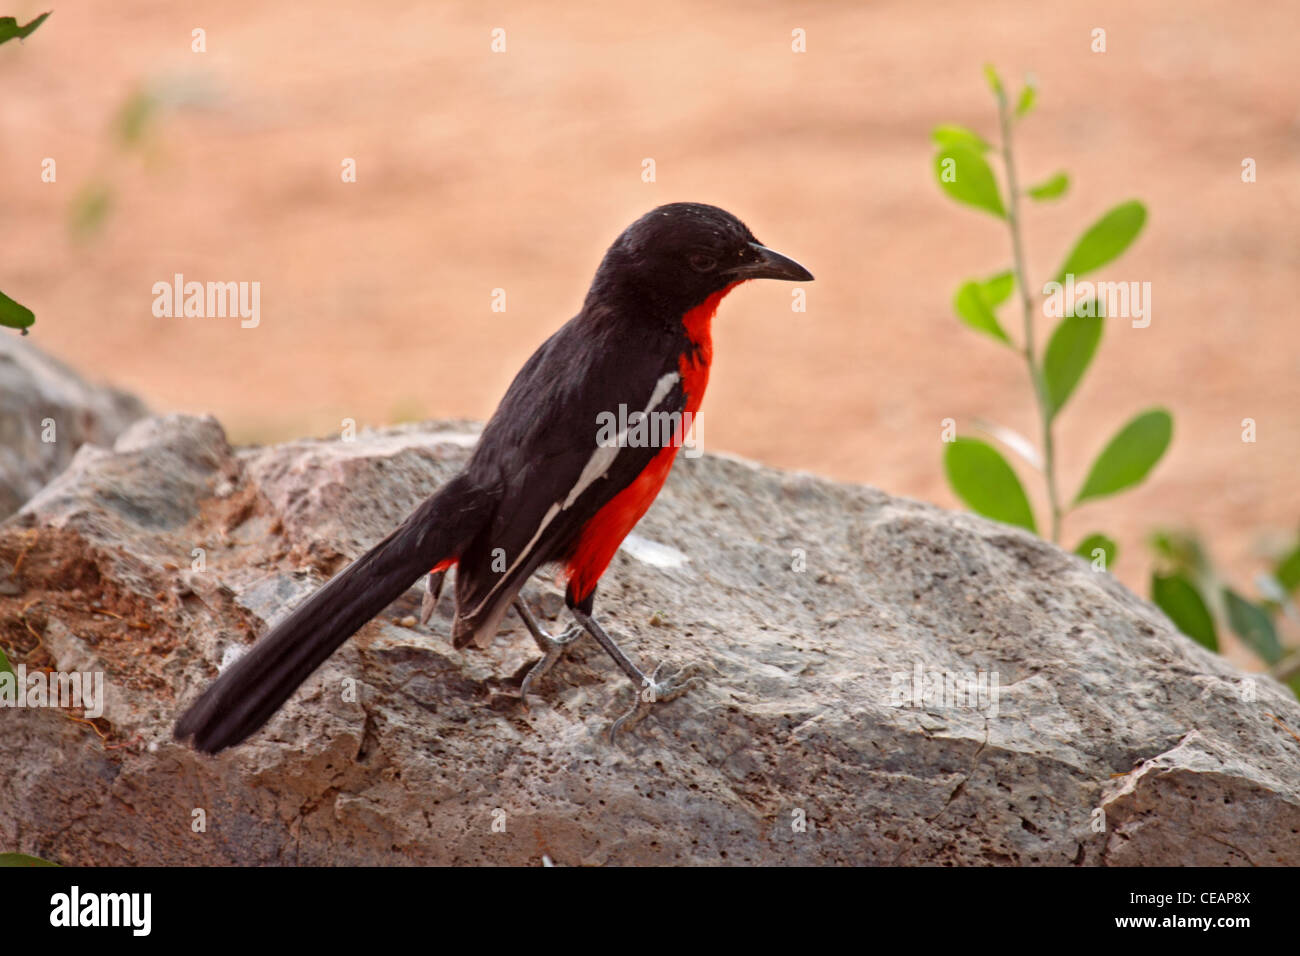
[688,253,718,273]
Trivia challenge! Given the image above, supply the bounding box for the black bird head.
[588,202,813,317]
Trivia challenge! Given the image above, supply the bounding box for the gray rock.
[0,336,147,519]
[1,414,1297,865]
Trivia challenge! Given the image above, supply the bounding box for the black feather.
[174,473,493,753]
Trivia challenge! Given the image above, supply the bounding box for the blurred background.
[1,0,1297,665]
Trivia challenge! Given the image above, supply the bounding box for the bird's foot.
[609,660,704,743]
[518,624,583,706]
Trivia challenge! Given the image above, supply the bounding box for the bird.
[174,202,813,754]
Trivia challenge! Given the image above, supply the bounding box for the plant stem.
[996,88,1063,543]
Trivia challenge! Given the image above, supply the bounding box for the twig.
[19,598,45,655]
[995,86,1063,543]
[11,528,38,576]
[1265,713,1300,746]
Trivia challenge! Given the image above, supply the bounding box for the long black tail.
[174,473,491,754]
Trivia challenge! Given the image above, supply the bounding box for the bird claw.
[609,661,703,743]
[518,624,582,707]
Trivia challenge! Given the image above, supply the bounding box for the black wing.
[452,306,687,638]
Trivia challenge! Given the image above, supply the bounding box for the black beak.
[726,242,814,282]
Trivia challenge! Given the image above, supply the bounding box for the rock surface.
[1,413,1297,866]
[0,336,147,520]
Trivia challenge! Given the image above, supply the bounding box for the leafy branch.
[933,66,1168,569]
[0,11,50,334]
[1149,528,1300,697]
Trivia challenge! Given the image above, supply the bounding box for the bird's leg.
[512,598,582,705]
[419,570,447,626]
[568,607,702,741]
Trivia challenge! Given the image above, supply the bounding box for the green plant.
[68,86,163,239]
[0,289,34,334]
[0,10,47,44]
[0,12,49,334]
[933,66,1169,565]
[1149,528,1300,697]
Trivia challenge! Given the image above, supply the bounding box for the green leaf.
[1075,533,1117,570]
[0,12,49,46]
[1075,408,1172,505]
[1016,81,1036,117]
[1223,588,1283,665]
[0,645,12,678]
[116,90,160,148]
[1042,311,1103,418]
[983,63,1004,98]
[1274,542,1300,594]
[980,271,1014,307]
[953,281,1011,344]
[1054,200,1147,283]
[932,124,989,153]
[1152,572,1218,651]
[0,290,35,331]
[1026,172,1069,200]
[0,852,58,867]
[934,145,1006,219]
[944,437,1036,533]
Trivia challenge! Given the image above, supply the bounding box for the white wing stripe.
[465,371,680,617]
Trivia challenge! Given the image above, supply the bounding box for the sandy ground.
[2,1,1297,659]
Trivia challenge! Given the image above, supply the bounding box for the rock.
[1,414,1297,865]
[0,336,147,519]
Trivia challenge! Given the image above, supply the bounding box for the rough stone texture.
[0,336,147,520]
[1,414,1297,866]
